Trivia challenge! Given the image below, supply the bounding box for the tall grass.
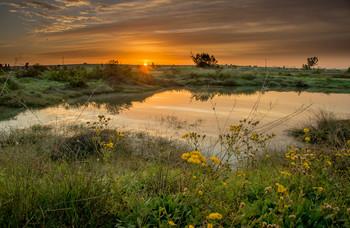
[0,114,349,227]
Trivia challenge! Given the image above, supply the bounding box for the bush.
[15,64,47,78]
[47,67,87,87]
[295,79,308,87]
[241,73,257,80]
[191,52,218,68]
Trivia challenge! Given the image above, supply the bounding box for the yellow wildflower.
[201,163,206,167]
[168,221,176,226]
[281,171,291,176]
[181,152,190,160]
[304,128,309,133]
[189,226,194,228]
[210,156,221,164]
[265,154,270,158]
[280,196,284,200]
[326,161,332,166]
[193,176,197,179]
[182,133,189,138]
[117,132,124,137]
[230,125,240,131]
[275,183,287,193]
[291,162,296,166]
[198,191,203,196]
[223,182,227,186]
[207,224,213,228]
[303,162,310,169]
[305,137,311,142]
[313,187,324,192]
[207,212,223,220]
[188,157,201,164]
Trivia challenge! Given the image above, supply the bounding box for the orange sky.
[1,0,350,68]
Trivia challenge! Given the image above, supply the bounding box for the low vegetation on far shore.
[1,62,350,113]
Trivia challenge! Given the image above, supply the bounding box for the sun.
[144,63,148,66]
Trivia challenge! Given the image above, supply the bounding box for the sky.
[0,0,349,68]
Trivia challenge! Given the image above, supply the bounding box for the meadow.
[0,113,349,227]
[0,63,350,227]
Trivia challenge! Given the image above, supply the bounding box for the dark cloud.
[27,1,62,11]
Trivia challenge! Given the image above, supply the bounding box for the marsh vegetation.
[0,62,350,227]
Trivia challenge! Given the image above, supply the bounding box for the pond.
[1,87,349,152]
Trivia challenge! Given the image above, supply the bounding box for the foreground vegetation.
[0,115,349,227]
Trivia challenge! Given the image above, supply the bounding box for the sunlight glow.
[144,63,148,66]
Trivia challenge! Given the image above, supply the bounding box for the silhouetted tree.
[191,52,218,68]
[302,56,318,70]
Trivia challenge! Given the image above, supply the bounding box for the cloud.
[1,0,350,67]
[54,0,92,7]
[27,1,62,11]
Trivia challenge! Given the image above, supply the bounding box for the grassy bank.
[0,116,349,227]
[287,110,350,148]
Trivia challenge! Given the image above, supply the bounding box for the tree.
[302,56,318,70]
[191,52,218,68]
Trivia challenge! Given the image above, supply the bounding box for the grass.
[0,116,349,227]
[287,110,350,148]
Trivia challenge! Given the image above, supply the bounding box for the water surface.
[1,88,349,151]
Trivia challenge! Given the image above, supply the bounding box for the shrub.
[15,64,47,78]
[222,78,239,86]
[241,73,257,80]
[191,52,218,68]
[295,79,308,87]
[46,67,87,87]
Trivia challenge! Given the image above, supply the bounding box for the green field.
[0,115,349,227]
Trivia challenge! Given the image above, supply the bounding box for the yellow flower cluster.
[207,212,223,220]
[117,132,124,137]
[281,171,291,176]
[104,142,114,148]
[275,183,287,193]
[182,132,200,138]
[210,156,221,164]
[313,186,324,192]
[181,151,207,165]
[304,128,309,133]
[305,137,311,142]
[285,151,295,160]
[182,133,190,138]
[168,221,176,226]
[230,125,241,132]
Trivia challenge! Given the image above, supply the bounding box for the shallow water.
[1,88,349,152]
